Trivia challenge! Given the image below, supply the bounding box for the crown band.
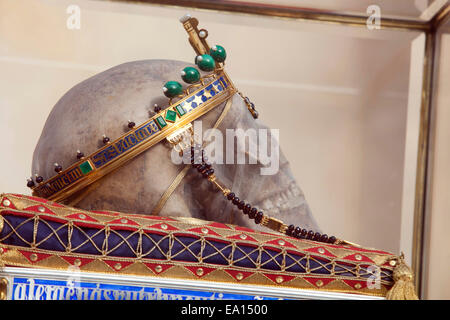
[32,71,236,202]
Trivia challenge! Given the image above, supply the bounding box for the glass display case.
[0,0,448,299]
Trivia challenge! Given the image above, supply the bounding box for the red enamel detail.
[148,223,178,231]
[227,233,258,242]
[265,239,297,249]
[144,262,174,274]
[263,273,295,284]
[343,279,367,290]
[304,277,335,287]
[187,227,221,237]
[19,250,51,263]
[1,197,16,209]
[103,259,134,271]
[109,218,140,226]
[24,205,56,215]
[66,213,99,223]
[184,266,216,278]
[343,253,374,263]
[60,256,94,267]
[224,269,254,281]
[304,246,337,258]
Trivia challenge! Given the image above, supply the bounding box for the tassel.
[386,255,419,300]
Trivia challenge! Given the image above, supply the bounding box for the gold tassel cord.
[386,255,419,300]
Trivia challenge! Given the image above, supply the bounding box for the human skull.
[32,60,320,233]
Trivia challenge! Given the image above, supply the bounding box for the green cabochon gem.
[163,81,183,98]
[181,67,200,84]
[195,54,215,72]
[210,45,226,63]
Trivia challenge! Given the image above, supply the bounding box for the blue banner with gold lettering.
[10,277,280,300]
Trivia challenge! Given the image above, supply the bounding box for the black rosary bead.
[328,236,337,244]
[227,192,235,201]
[285,225,336,244]
[244,204,251,215]
[255,211,263,224]
[300,229,307,238]
[238,200,245,210]
[232,197,240,205]
[35,176,44,183]
[27,179,35,188]
[249,208,257,219]
[197,164,206,172]
[287,224,295,236]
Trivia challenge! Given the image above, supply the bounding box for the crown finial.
[179,14,210,55]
